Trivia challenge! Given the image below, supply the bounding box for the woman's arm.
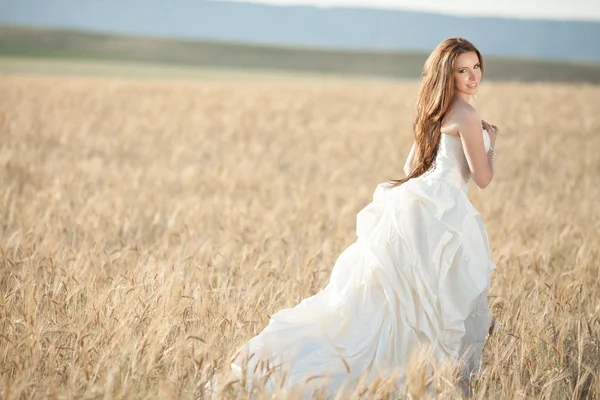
[458,108,495,189]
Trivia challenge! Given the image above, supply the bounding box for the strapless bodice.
[421,129,491,193]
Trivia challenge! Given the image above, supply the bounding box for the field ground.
[0,56,363,82]
[1,73,599,399]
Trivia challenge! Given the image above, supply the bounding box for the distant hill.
[1,0,600,62]
[1,26,600,84]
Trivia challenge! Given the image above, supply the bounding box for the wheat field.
[1,74,599,399]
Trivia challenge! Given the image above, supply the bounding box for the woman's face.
[453,51,482,97]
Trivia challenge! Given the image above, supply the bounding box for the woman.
[226,37,499,398]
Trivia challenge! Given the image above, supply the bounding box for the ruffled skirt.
[230,177,496,397]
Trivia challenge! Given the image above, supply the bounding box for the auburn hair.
[387,37,484,188]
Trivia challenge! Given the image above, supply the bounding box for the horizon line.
[213,0,600,23]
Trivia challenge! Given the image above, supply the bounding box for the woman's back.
[420,129,492,193]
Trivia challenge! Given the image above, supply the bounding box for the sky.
[216,0,600,21]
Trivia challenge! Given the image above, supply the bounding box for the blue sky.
[216,0,600,21]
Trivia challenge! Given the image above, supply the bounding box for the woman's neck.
[454,92,474,105]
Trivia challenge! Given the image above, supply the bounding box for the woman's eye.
[459,69,466,73]
[474,64,480,69]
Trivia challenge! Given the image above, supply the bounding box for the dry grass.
[1,74,599,399]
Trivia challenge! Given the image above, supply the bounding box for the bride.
[223,37,499,398]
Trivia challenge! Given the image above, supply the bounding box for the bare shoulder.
[452,101,481,137]
[441,100,480,136]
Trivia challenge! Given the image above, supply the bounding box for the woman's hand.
[481,120,499,148]
[481,120,499,137]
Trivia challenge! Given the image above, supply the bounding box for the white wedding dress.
[228,130,497,398]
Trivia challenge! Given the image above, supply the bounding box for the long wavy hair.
[387,38,484,188]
